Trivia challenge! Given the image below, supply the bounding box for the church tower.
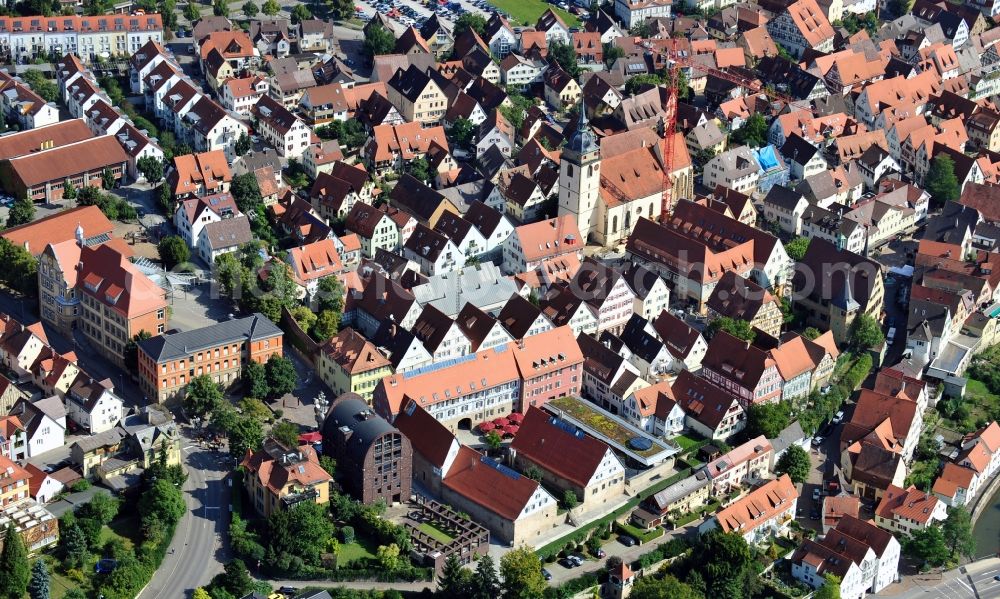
[558,99,601,241]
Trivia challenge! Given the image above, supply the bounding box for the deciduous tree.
[926,154,960,206]
[453,13,486,37]
[265,355,297,398]
[244,360,269,400]
[707,317,755,342]
[137,155,165,183]
[364,23,395,60]
[943,506,976,560]
[775,445,811,483]
[241,0,257,17]
[158,235,190,269]
[184,375,223,416]
[499,546,547,599]
[6,197,35,228]
[849,314,884,351]
[270,420,300,449]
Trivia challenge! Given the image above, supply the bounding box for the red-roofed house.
[441,445,558,544]
[875,484,947,535]
[511,407,625,508]
[241,439,332,517]
[701,474,798,545]
[39,240,167,367]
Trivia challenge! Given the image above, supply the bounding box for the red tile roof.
[510,406,617,489]
[443,445,544,521]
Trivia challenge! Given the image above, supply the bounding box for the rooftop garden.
[548,396,670,459]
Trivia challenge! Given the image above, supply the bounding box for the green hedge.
[615,521,664,544]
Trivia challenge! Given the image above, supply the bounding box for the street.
[892,559,1000,599]
[140,428,232,598]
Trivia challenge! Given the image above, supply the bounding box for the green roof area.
[548,396,674,460]
[418,522,455,545]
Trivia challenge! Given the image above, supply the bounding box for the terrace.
[546,396,679,468]
[406,497,489,574]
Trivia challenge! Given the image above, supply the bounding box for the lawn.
[673,433,707,454]
[42,515,142,599]
[418,522,455,544]
[938,378,1000,433]
[337,533,378,565]
[486,0,580,27]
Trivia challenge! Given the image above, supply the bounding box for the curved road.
[140,431,231,598]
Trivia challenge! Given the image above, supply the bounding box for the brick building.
[322,393,413,505]
[137,313,283,404]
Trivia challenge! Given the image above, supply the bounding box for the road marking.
[956,579,974,593]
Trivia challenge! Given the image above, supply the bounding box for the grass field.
[418,522,456,544]
[338,533,379,565]
[487,0,580,27]
[43,517,142,599]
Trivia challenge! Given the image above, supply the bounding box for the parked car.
[812,435,824,447]
[542,568,552,580]
[569,553,584,566]
[559,557,577,569]
[832,410,844,425]
[809,508,820,520]
[618,534,637,547]
[812,488,822,501]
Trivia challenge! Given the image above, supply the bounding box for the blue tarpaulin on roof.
[755,146,780,171]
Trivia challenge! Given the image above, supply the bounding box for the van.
[887,327,896,343]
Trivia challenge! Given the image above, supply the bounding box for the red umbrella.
[507,412,524,423]
[503,424,519,436]
[478,422,495,433]
[492,417,509,427]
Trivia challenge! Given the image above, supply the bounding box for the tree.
[630,575,702,599]
[137,155,165,183]
[926,154,961,206]
[184,1,201,20]
[707,317,755,342]
[21,71,57,103]
[449,117,475,147]
[235,132,252,156]
[265,355,297,398]
[158,235,190,269]
[271,420,300,449]
[63,591,86,599]
[624,73,664,96]
[241,0,257,17]
[745,402,790,439]
[814,575,841,599]
[80,493,119,525]
[453,12,487,37]
[485,430,502,453]
[101,167,116,191]
[319,455,336,477]
[266,500,334,567]
[226,412,265,458]
[803,327,821,340]
[499,546,547,599]
[184,375,223,416]
[562,489,579,510]
[6,196,35,228]
[62,524,89,569]
[470,554,500,599]
[231,172,263,213]
[290,304,317,334]
[942,506,976,560]
[689,530,760,599]
[438,554,472,598]
[408,156,432,182]
[139,479,186,528]
[214,559,255,597]
[212,0,229,17]
[730,113,768,147]
[328,0,353,18]
[28,560,49,599]
[125,330,153,372]
[0,525,30,599]
[261,0,279,14]
[290,3,310,23]
[63,179,78,201]
[775,445,811,483]
[244,360,269,399]
[364,23,395,60]
[376,543,401,571]
[785,236,810,261]
[193,589,212,599]
[549,41,580,78]
[311,309,339,341]
[0,238,38,296]
[603,42,624,67]
[849,314,884,351]
[905,525,950,568]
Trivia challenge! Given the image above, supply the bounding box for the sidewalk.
[263,579,434,593]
